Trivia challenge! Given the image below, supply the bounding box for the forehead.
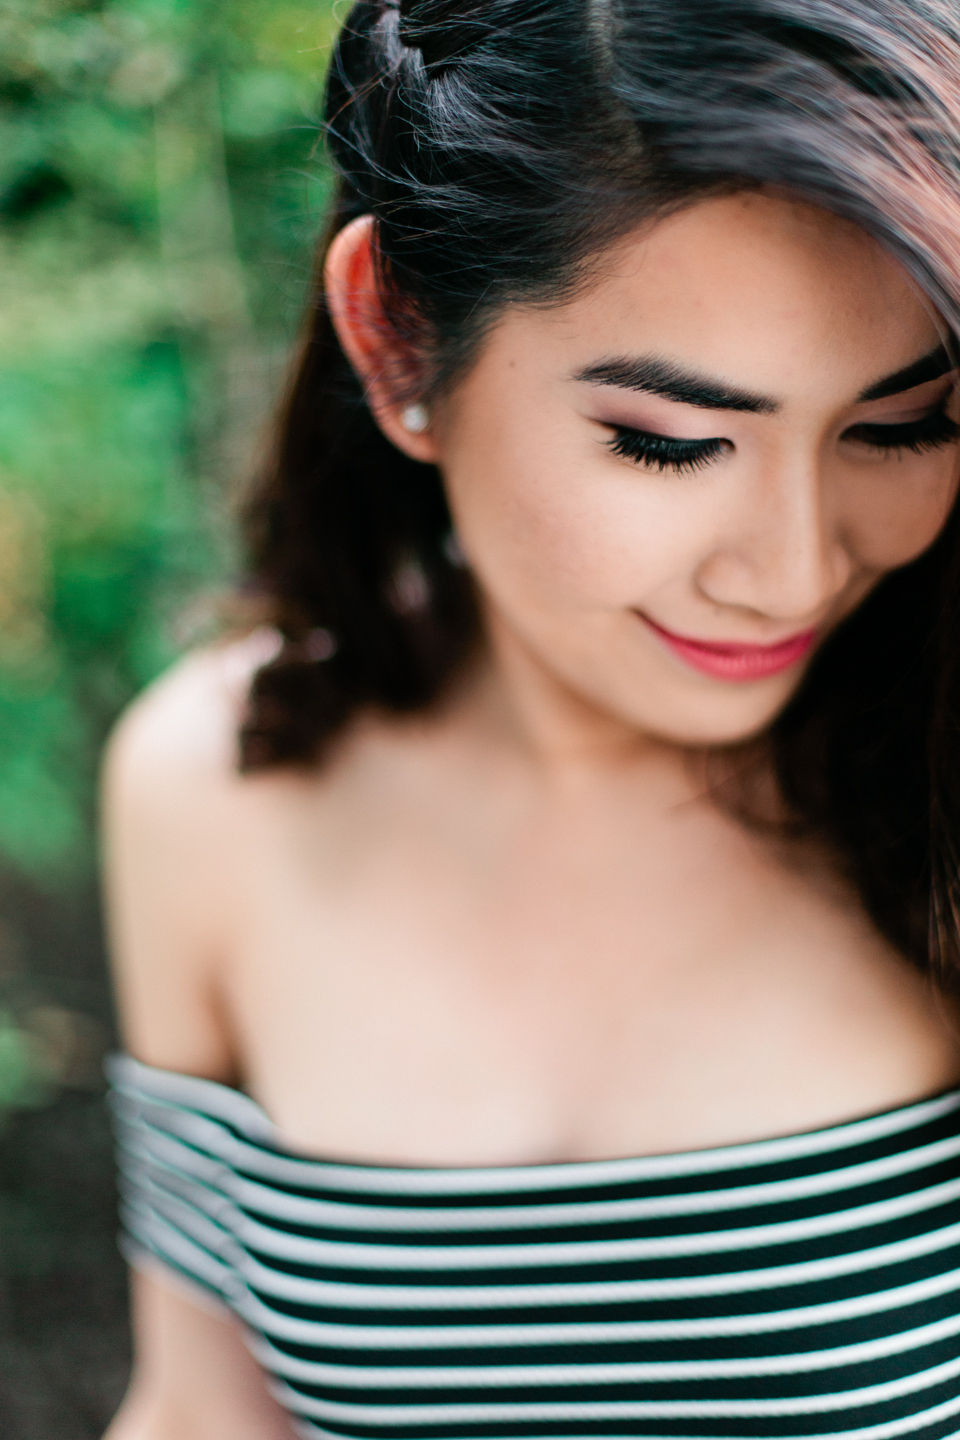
[509,193,940,403]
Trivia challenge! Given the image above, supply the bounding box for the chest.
[216,791,956,1167]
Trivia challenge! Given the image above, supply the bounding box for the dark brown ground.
[0,868,131,1439]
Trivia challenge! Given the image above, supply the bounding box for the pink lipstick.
[641,615,817,682]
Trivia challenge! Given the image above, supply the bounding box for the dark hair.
[241,0,960,977]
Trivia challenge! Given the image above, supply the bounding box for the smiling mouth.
[639,614,818,682]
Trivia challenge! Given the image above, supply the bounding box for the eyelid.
[850,406,939,427]
[601,419,726,443]
[842,402,948,432]
[840,406,960,455]
[851,382,956,425]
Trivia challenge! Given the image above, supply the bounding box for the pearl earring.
[401,402,430,434]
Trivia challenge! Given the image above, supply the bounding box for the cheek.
[845,456,960,570]
[440,406,708,620]
[440,374,716,622]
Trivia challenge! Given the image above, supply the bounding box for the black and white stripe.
[108,1056,960,1440]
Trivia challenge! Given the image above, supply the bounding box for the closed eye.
[842,406,960,455]
[608,427,727,474]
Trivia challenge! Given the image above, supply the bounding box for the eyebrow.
[856,344,955,401]
[574,356,779,415]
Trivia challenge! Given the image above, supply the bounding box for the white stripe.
[116,1119,235,1200]
[223,1132,960,1231]
[271,1350,960,1422]
[121,1174,238,1264]
[120,1204,233,1296]
[109,1056,960,1192]
[108,1058,276,1143]
[237,1215,960,1307]
[763,1390,960,1440]
[116,1147,232,1226]
[193,1095,960,1193]
[231,1175,960,1270]
[234,1261,960,1348]
[249,1303,960,1387]
[122,1108,256,1185]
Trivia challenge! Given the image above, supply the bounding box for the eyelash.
[607,406,960,474]
[607,429,725,473]
[842,407,960,455]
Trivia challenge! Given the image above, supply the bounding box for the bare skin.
[104,193,960,1437]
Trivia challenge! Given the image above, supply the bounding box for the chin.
[623,680,799,752]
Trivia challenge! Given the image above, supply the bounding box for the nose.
[694,453,853,623]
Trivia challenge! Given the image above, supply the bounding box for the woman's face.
[420,193,960,747]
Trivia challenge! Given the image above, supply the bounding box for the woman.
[104,1,960,1436]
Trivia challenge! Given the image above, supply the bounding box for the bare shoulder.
[104,628,282,804]
[102,630,282,1075]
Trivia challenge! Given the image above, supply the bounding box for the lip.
[640,614,818,682]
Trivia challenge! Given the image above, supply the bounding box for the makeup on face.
[585,346,956,684]
[436,194,960,748]
[639,614,818,682]
[575,343,959,477]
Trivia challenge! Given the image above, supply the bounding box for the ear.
[324,215,439,463]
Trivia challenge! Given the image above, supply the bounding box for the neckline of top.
[107,1053,960,1187]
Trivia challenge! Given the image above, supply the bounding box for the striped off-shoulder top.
[108,1054,960,1440]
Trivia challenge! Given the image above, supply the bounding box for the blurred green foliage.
[0,0,337,885]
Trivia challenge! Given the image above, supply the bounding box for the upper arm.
[101,644,248,1076]
[104,1269,297,1440]
[102,638,294,1435]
